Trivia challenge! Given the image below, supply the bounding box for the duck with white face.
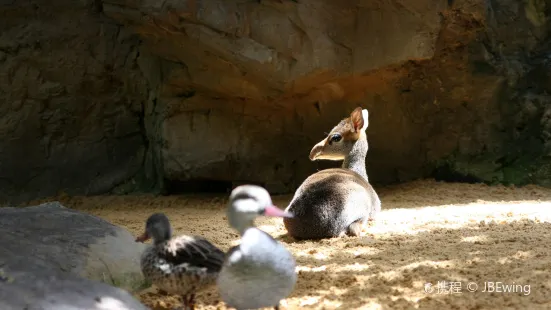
[217,185,297,310]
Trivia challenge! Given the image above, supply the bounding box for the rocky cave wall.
[2,0,551,203]
[0,0,153,204]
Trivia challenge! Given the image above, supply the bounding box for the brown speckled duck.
[135,213,225,310]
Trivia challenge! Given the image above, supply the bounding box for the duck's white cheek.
[228,250,243,264]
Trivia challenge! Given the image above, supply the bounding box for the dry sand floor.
[42,179,551,309]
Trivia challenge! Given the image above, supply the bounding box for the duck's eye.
[258,208,265,215]
[330,134,342,143]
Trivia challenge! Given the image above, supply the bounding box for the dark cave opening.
[163,178,268,194]
[431,164,483,184]
[163,178,234,194]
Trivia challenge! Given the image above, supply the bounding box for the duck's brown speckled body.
[136,213,225,309]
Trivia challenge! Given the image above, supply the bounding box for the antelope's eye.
[330,134,342,143]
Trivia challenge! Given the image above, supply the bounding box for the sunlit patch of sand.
[28,179,551,309]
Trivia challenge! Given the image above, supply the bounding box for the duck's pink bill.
[264,205,294,218]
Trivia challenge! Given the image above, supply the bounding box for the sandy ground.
[43,179,551,309]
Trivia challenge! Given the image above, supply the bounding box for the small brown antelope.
[283,107,381,240]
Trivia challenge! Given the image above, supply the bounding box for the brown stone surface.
[3,0,551,201]
[103,0,550,192]
[0,0,150,203]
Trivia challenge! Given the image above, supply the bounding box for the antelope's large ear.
[361,109,369,131]
[350,107,364,132]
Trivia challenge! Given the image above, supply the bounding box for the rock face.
[4,0,551,201]
[101,0,551,190]
[0,202,147,291]
[0,0,151,203]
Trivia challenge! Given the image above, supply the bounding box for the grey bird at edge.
[217,185,297,310]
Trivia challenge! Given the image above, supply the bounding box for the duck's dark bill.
[135,232,150,243]
[264,205,294,218]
